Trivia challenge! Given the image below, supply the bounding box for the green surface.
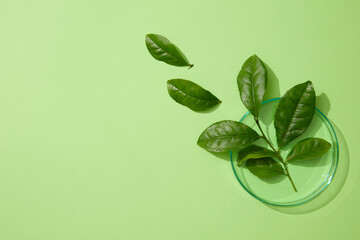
[0,0,358,239]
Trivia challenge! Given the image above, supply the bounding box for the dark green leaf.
[286,138,331,162]
[197,120,260,152]
[237,145,277,166]
[274,81,316,149]
[167,79,221,111]
[246,157,285,179]
[145,34,193,68]
[237,55,267,118]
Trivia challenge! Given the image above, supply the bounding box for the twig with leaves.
[145,34,331,192]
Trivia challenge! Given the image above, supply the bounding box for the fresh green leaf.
[274,81,316,149]
[237,145,277,166]
[246,157,285,178]
[237,55,267,118]
[286,138,331,162]
[167,79,221,111]
[197,120,260,152]
[145,34,193,68]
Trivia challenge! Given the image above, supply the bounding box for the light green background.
[0,0,359,239]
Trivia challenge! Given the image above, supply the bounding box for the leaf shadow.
[263,63,281,101]
[316,93,331,116]
[261,64,280,127]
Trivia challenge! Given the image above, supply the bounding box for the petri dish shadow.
[266,122,349,214]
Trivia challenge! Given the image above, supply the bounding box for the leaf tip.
[252,54,263,61]
[145,33,154,41]
[304,80,314,90]
[196,137,205,149]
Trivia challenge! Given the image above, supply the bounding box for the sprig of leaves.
[197,55,331,192]
[146,35,332,192]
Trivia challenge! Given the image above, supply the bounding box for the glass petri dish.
[230,98,339,206]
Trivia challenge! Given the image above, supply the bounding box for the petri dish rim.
[230,98,339,207]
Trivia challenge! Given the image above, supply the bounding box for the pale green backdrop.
[0,0,359,239]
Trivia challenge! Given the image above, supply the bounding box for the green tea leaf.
[237,145,277,166]
[197,120,260,152]
[167,79,221,111]
[274,81,316,149]
[145,34,193,68]
[237,55,267,118]
[246,157,285,179]
[286,138,331,162]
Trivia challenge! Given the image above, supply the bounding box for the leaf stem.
[254,117,298,192]
[284,164,298,192]
[254,118,277,153]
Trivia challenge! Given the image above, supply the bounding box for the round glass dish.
[230,98,339,206]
